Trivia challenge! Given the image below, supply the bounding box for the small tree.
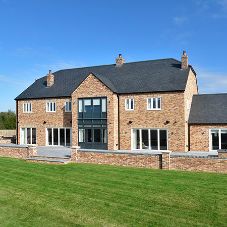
[0,110,16,129]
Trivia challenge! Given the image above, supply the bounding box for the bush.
[0,110,16,129]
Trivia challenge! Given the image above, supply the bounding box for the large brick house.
[15,51,227,152]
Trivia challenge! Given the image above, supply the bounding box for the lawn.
[0,157,227,226]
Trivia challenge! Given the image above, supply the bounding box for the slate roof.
[15,58,192,100]
[188,93,227,124]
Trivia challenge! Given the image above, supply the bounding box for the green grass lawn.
[0,157,227,227]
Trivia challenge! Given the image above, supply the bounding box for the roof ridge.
[194,93,227,96]
[53,58,180,73]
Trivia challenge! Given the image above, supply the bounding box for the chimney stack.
[181,50,188,69]
[116,54,125,66]
[46,70,54,87]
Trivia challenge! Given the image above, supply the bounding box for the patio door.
[47,128,71,146]
[78,126,107,149]
[20,127,36,145]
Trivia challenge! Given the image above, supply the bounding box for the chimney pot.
[49,70,52,74]
[183,50,186,56]
[119,54,122,58]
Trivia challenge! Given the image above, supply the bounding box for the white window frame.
[147,97,161,110]
[131,128,168,150]
[46,101,56,112]
[46,127,72,146]
[125,98,134,111]
[209,128,227,151]
[20,127,36,145]
[65,101,72,112]
[23,102,32,113]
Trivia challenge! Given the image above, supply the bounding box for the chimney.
[181,50,188,69]
[116,54,125,66]
[46,70,54,87]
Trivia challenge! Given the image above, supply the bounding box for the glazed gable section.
[17,97,72,146]
[71,73,119,150]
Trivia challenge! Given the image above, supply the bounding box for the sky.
[0,0,227,112]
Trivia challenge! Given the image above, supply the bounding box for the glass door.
[20,127,36,145]
[47,128,71,146]
[78,126,107,149]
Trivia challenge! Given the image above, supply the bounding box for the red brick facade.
[17,98,72,146]
[190,124,227,151]
[16,69,199,152]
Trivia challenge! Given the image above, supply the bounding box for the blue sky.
[0,0,227,112]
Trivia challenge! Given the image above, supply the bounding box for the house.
[15,51,200,152]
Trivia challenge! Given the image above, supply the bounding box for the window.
[46,101,56,112]
[147,97,161,110]
[23,102,32,113]
[132,128,167,150]
[78,97,107,119]
[65,101,72,112]
[47,127,71,146]
[125,98,134,110]
[210,129,227,150]
[21,127,36,144]
[187,98,190,110]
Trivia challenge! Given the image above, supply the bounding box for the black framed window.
[78,97,107,119]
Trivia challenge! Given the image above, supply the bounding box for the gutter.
[117,94,120,150]
[16,100,18,144]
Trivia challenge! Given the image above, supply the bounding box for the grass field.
[0,157,227,226]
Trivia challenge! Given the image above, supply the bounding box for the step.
[32,155,71,161]
[26,157,70,164]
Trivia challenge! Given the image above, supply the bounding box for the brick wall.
[74,151,161,169]
[17,98,72,146]
[189,124,227,151]
[0,145,37,159]
[0,138,12,144]
[118,92,186,152]
[71,148,227,174]
[71,73,119,150]
[0,147,27,159]
[171,156,227,174]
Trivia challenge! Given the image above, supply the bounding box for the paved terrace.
[0,144,219,158]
